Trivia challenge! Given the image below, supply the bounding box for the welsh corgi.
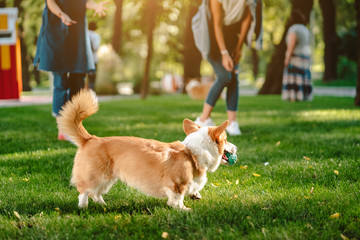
[185,79,213,100]
[57,90,237,210]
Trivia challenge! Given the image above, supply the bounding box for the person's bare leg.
[227,110,237,123]
[200,103,214,122]
[226,110,241,135]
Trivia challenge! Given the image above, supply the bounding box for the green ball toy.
[225,152,237,165]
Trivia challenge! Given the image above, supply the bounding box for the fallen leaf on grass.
[248,220,255,229]
[334,170,339,175]
[114,215,121,220]
[14,211,21,219]
[305,223,313,229]
[330,213,340,219]
[276,141,281,146]
[22,178,29,181]
[305,187,315,199]
[261,228,268,238]
[226,179,232,184]
[211,183,220,187]
[55,208,60,212]
[162,232,168,239]
[253,173,260,177]
[240,165,248,169]
[231,195,238,199]
[303,156,311,161]
[340,234,349,240]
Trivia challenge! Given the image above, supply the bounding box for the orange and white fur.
[57,90,237,210]
[186,79,226,100]
[185,79,214,100]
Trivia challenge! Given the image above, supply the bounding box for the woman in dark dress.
[34,0,108,140]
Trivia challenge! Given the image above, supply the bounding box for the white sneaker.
[195,117,215,127]
[226,121,242,136]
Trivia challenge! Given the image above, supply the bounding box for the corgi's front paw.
[190,191,202,200]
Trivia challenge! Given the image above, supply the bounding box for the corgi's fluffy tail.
[57,89,98,146]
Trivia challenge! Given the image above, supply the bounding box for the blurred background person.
[33,0,108,140]
[282,9,312,101]
[87,21,101,91]
[195,0,262,136]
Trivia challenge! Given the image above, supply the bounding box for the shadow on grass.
[0,193,170,217]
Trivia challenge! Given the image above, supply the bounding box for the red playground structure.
[0,8,22,100]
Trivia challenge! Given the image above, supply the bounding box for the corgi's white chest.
[188,174,207,194]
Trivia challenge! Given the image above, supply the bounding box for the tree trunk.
[141,0,159,99]
[259,0,313,95]
[112,0,123,55]
[19,33,32,91]
[183,0,202,93]
[319,0,338,82]
[13,0,31,91]
[251,48,259,78]
[355,0,360,106]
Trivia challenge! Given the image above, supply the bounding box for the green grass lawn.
[0,94,359,239]
[312,79,357,87]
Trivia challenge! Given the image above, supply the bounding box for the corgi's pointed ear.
[213,120,229,138]
[183,118,201,135]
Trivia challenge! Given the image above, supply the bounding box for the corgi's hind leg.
[78,191,89,208]
[91,178,117,205]
[92,195,106,205]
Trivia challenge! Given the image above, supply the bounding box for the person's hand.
[232,48,242,67]
[284,54,291,67]
[222,54,234,72]
[92,1,110,17]
[60,12,77,26]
